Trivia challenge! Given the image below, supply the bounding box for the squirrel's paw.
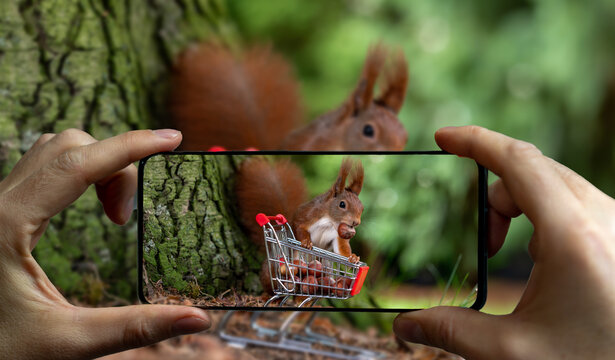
[300,239,313,250]
[348,254,360,264]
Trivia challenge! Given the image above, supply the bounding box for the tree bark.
[142,154,261,297]
[0,0,247,302]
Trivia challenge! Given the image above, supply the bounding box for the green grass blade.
[459,284,478,308]
[439,254,462,305]
[452,272,470,305]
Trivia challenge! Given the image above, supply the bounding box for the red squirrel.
[235,157,363,260]
[169,42,409,151]
[291,158,364,264]
[238,157,364,293]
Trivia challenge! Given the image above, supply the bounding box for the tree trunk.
[0,0,248,303]
[142,154,261,298]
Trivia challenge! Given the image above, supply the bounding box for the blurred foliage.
[229,0,615,273]
[291,154,478,285]
[283,152,480,330]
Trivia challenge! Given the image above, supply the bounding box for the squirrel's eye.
[339,201,346,209]
[363,124,374,137]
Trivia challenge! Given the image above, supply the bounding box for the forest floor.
[145,277,352,308]
[130,283,458,359]
[99,310,461,360]
[99,279,524,359]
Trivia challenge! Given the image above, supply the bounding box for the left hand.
[0,129,211,359]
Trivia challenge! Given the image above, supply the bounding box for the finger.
[0,130,101,194]
[394,307,505,359]
[435,126,581,229]
[95,164,138,225]
[0,133,56,193]
[5,129,181,245]
[486,179,522,257]
[546,158,615,237]
[488,209,511,257]
[68,305,210,359]
[488,179,522,218]
[547,158,605,203]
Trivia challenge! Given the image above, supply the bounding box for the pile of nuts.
[279,259,352,296]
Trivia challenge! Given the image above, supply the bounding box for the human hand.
[394,126,615,359]
[0,129,211,359]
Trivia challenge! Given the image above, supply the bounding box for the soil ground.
[100,311,462,360]
[101,279,525,359]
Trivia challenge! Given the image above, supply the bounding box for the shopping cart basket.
[218,213,382,359]
[257,213,369,306]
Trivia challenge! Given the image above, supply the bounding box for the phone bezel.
[137,151,488,312]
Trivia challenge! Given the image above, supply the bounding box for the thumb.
[70,304,210,358]
[394,306,502,359]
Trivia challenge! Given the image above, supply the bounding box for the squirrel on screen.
[169,42,407,285]
[292,158,364,264]
[236,157,364,293]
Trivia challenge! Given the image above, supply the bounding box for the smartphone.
[138,151,487,312]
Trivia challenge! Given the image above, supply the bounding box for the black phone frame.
[137,150,488,312]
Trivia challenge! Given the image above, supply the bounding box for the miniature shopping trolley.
[218,213,382,360]
[256,213,369,307]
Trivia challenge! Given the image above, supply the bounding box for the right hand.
[394,126,615,359]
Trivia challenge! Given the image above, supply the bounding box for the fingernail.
[436,126,457,133]
[153,129,181,139]
[394,315,428,344]
[172,316,210,335]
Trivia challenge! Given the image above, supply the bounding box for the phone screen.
[138,152,486,311]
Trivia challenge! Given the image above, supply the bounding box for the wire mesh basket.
[216,214,381,360]
[256,213,369,304]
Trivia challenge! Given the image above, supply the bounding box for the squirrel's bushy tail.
[169,43,303,150]
[235,157,308,249]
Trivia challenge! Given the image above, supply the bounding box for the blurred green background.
[226,0,615,283]
[290,154,480,315]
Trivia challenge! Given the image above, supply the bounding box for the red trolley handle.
[255,212,295,292]
[350,266,369,296]
[207,146,260,152]
[255,213,288,226]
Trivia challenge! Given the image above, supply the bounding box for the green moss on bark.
[143,154,260,296]
[0,0,240,302]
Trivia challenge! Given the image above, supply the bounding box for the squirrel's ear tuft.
[374,49,408,114]
[332,158,353,196]
[346,44,387,117]
[346,160,364,195]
